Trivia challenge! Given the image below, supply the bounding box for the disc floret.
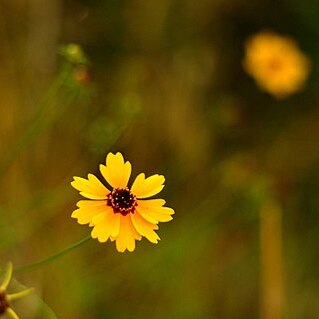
[107,187,137,216]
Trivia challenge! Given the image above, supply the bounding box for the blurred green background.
[1,0,319,318]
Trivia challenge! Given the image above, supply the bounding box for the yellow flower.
[71,152,174,252]
[243,31,310,99]
[0,263,34,319]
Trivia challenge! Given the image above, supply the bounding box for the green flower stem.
[0,64,73,177]
[16,236,91,273]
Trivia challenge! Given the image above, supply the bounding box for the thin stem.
[0,64,72,177]
[0,262,13,290]
[16,236,91,273]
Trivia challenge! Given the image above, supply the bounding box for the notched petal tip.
[70,179,77,187]
[96,236,109,243]
[101,152,131,188]
[115,243,135,253]
[106,152,124,167]
[71,209,79,218]
[131,213,160,244]
[71,174,109,199]
[131,173,166,199]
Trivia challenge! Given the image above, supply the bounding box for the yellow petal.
[138,198,166,206]
[114,236,126,252]
[99,152,132,189]
[7,288,34,301]
[130,211,160,243]
[136,200,174,223]
[114,215,139,252]
[110,221,141,243]
[71,174,109,199]
[6,308,19,319]
[135,207,158,224]
[131,173,165,199]
[72,201,109,225]
[76,200,106,208]
[91,212,107,225]
[110,214,121,237]
[91,211,120,242]
[0,262,13,290]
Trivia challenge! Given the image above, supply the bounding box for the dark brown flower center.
[268,58,282,72]
[107,187,137,216]
[0,291,9,314]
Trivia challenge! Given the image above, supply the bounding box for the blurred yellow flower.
[0,263,34,319]
[243,31,310,99]
[71,152,174,252]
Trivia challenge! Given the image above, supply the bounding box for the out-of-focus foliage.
[0,0,319,318]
